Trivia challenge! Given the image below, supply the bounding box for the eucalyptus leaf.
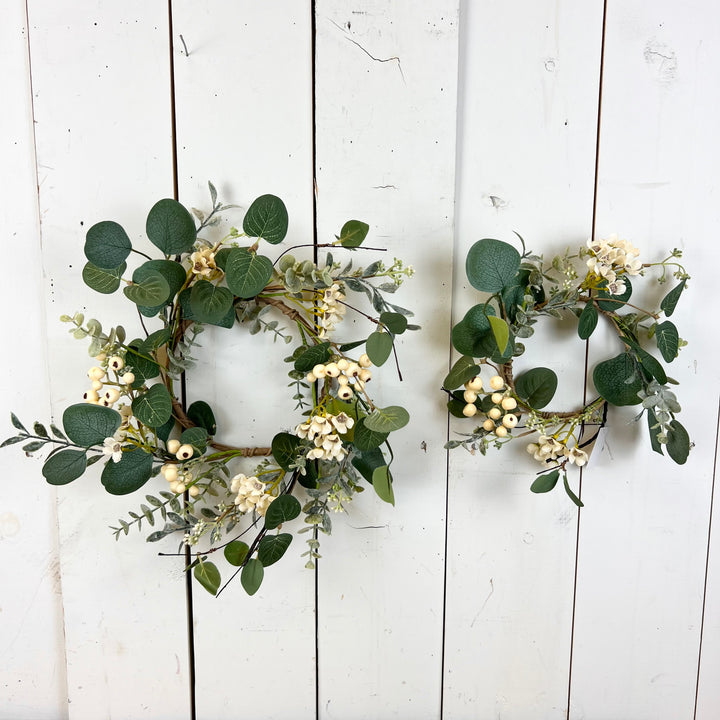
[339,219,369,248]
[352,418,389,451]
[180,427,208,454]
[655,321,679,363]
[271,432,301,472]
[123,270,170,307]
[667,420,690,464]
[187,401,217,435]
[190,280,234,324]
[366,331,393,366]
[257,533,293,567]
[371,465,395,505]
[132,383,173,428]
[241,558,264,596]
[42,449,87,486]
[224,541,250,567]
[146,198,196,255]
[379,312,407,335]
[62,404,121,447]
[84,221,132,269]
[364,405,409,433]
[293,343,332,373]
[592,352,642,406]
[488,316,510,355]
[530,469,560,493]
[660,279,686,317]
[242,194,288,245]
[194,561,221,595]
[264,494,301,530]
[225,248,273,298]
[82,261,126,294]
[514,367,558,410]
[578,300,598,340]
[443,355,481,390]
[647,408,664,455]
[466,238,521,293]
[101,447,153,495]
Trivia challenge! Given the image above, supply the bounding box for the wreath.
[3,183,416,596]
[443,233,691,505]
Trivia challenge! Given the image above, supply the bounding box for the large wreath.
[4,184,416,596]
[443,233,691,504]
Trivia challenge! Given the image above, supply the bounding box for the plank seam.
[23,0,72,715]
[566,1,609,717]
[693,394,720,719]
[167,3,197,718]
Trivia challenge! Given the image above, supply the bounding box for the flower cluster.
[189,245,221,279]
[526,435,588,468]
[586,233,643,295]
[317,283,347,338]
[305,354,373,401]
[230,473,275,516]
[295,411,355,461]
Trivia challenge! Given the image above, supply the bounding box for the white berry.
[503,413,518,429]
[466,376,483,392]
[463,389,478,403]
[488,407,502,420]
[501,397,517,411]
[462,403,477,417]
[489,375,504,390]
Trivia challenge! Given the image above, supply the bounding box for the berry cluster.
[305,354,373,402]
[461,374,519,439]
[82,354,135,408]
[160,438,201,497]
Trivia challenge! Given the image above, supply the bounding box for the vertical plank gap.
[566,2,608,717]
[310,2,320,718]
[167,3,196,719]
[693,396,720,719]
[24,0,72,710]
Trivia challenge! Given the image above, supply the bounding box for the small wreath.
[443,233,691,505]
[4,183,416,596]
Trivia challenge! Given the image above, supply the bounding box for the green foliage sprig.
[443,233,691,505]
[5,183,417,596]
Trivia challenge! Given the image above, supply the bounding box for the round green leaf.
[366,331,393,366]
[194,561,221,596]
[339,219,369,248]
[257,534,293,567]
[178,287,236,329]
[241,558,264,596]
[371,465,395,505]
[101,447,153,495]
[466,239,521,293]
[351,447,386,483]
[84,221,132,269]
[131,383,173,428]
[265,494,301,530]
[225,248,273,298]
[655,320,679,363]
[592,352,642,406]
[146,198,197,255]
[380,311,408,335]
[667,420,690,465]
[125,341,161,382]
[443,355,481,390]
[530,469,560,493]
[42,449,87,486]
[134,259,187,297]
[578,300,598,340]
[123,270,170,307]
[190,280,234,324]
[450,304,495,357]
[353,417,389,451]
[515,368,558,410]
[180,427,208,454]
[271,432,301,472]
[293,342,332,373]
[364,405,410,433]
[62,404,121,447]
[82,261,126,294]
[243,194,288,245]
[224,541,250,567]
[187,401,217,435]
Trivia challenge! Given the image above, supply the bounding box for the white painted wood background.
[1,1,718,718]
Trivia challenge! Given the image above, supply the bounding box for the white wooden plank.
[444,1,603,717]
[314,3,458,718]
[170,2,317,718]
[569,2,720,718]
[0,3,67,718]
[25,3,190,717]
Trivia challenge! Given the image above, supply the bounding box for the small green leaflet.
[465,238,521,293]
[530,469,560,493]
[293,342,332,372]
[187,401,217,435]
[338,219,369,248]
[514,367,557,410]
[363,405,409,433]
[264,494,301,530]
[578,300,598,340]
[563,475,584,507]
[131,384,173,428]
[224,541,250,567]
[666,420,690,464]
[352,418,389,451]
[592,353,642,406]
[257,534,293,567]
[487,316,510,355]
[372,465,395,505]
[271,432,301,472]
[380,312,408,335]
[123,271,170,307]
[660,279,686,317]
[101,448,153,495]
[366,331,393,366]
[190,280,234,324]
[82,261,126,294]
[194,561,221,595]
[241,558,264,596]
[655,321,679,363]
[62,404,121,447]
[443,355,481,390]
[42,449,87,486]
